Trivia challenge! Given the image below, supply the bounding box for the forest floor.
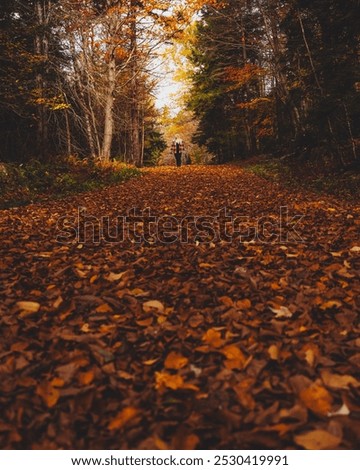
[0,165,359,450]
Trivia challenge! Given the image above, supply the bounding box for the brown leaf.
[321,370,360,390]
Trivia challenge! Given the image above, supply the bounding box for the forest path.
[1,165,359,449]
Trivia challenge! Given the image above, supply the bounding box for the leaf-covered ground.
[0,165,359,450]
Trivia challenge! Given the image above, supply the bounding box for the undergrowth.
[0,157,141,209]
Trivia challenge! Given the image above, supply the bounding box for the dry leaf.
[321,370,360,390]
[108,407,139,431]
[202,328,224,348]
[269,306,293,318]
[299,383,333,415]
[16,301,40,314]
[36,382,60,408]
[221,344,247,369]
[294,430,341,450]
[143,300,165,314]
[164,352,189,370]
[78,370,95,386]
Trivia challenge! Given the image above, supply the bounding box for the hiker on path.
[171,136,185,167]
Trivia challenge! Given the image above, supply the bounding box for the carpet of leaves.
[0,165,359,450]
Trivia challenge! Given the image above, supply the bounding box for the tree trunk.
[35,0,49,161]
[101,54,116,161]
[130,0,142,166]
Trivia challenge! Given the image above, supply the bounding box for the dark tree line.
[187,0,359,166]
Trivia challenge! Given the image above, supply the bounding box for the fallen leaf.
[155,371,198,392]
[16,301,40,314]
[299,383,333,415]
[202,328,225,348]
[78,370,95,386]
[328,403,350,417]
[143,300,165,314]
[36,382,60,408]
[221,344,247,369]
[321,370,360,390]
[165,352,189,370]
[268,345,280,360]
[269,305,293,318]
[294,430,341,450]
[108,407,139,431]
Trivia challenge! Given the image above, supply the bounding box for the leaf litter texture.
[0,165,359,449]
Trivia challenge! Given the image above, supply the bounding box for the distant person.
[171,136,185,167]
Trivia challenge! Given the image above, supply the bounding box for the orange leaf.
[299,383,333,415]
[221,344,247,369]
[108,407,138,431]
[78,370,95,386]
[294,430,341,450]
[155,371,184,390]
[155,372,198,392]
[36,382,60,408]
[165,352,189,370]
[202,328,224,348]
[96,303,113,313]
[236,299,251,309]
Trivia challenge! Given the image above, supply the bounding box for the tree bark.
[101,54,116,161]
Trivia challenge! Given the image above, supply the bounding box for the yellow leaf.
[165,352,189,370]
[108,407,139,431]
[294,430,341,450]
[299,383,333,415]
[202,328,224,348]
